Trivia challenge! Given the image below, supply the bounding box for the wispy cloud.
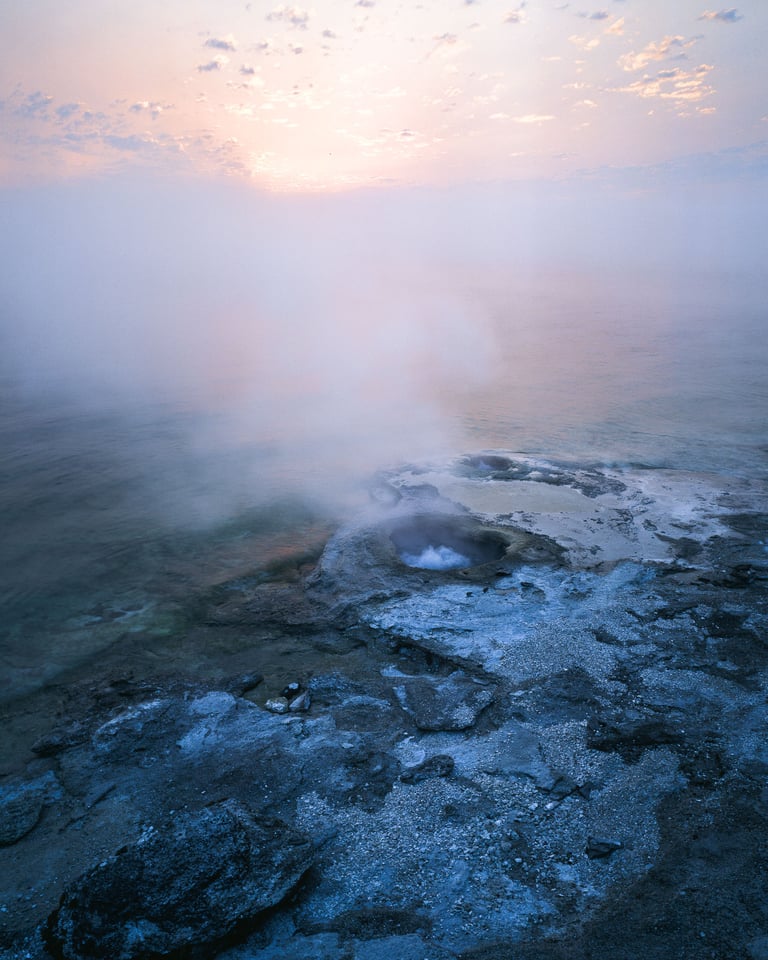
[129,100,171,118]
[504,2,527,24]
[699,8,742,23]
[513,113,556,123]
[619,35,700,72]
[197,55,229,73]
[204,36,237,51]
[570,34,601,50]
[55,102,81,120]
[614,63,714,107]
[578,10,610,19]
[266,5,310,28]
[14,91,54,119]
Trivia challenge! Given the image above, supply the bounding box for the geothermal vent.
[389,515,508,571]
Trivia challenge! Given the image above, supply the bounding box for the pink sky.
[1,0,765,191]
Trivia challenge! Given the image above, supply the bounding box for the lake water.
[1,262,767,769]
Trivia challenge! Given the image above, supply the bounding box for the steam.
[1,173,765,524]
[0,176,502,519]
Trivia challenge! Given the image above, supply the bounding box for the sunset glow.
[1,0,765,191]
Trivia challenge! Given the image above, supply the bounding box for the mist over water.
[2,174,766,508]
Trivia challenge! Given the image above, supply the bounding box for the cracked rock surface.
[2,454,768,960]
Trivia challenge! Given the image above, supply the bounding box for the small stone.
[586,837,624,860]
[265,697,290,714]
[400,754,455,784]
[224,672,263,697]
[289,692,311,713]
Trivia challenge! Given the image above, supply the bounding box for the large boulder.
[45,800,313,960]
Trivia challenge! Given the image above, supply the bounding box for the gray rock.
[45,800,313,960]
[392,671,496,731]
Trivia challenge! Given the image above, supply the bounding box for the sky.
[1,0,766,191]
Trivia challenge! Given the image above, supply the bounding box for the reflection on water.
[1,265,767,771]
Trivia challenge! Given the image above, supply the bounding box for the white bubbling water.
[401,545,472,570]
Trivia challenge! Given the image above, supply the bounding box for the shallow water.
[1,264,767,771]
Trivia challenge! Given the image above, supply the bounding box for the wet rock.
[400,754,455,784]
[45,801,313,960]
[0,772,58,846]
[586,837,624,860]
[392,671,496,731]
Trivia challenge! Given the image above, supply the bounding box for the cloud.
[14,91,54,119]
[512,113,556,123]
[355,0,375,6]
[578,10,610,19]
[504,11,527,24]
[619,35,699,72]
[103,134,149,152]
[570,34,600,50]
[240,65,256,76]
[55,103,81,120]
[129,100,169,118]
[322,29,337,38]
[197,56,228,72]
[614,63,714,105]
[266,5,310,27]
[698,8,742,22]
[205,36,237,51]
[604,16,624,35]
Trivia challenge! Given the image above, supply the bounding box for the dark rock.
[224,672,264,696]
[527,668,605,722]
[400,754,455,783]
[586,837,624,860]
[313,906,432,940]
[32,721,88,757]
[45,800,313,960]
[587,714,682,763]
[540,774,594,802]
[0,772,58,846]
[392,671,496,731]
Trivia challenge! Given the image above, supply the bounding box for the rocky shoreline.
[2,453,768,959]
